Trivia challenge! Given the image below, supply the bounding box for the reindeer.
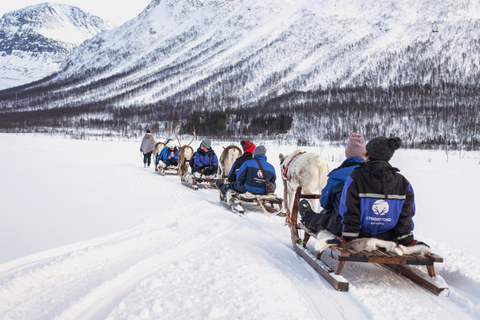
[174,125,196,176]
[153,125,174,172]
[279,150,329,214]
[218,145,242,182]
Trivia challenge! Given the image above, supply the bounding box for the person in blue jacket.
[216,146,276,195]
[157,141,179,168]
[304,136,424,248]
[191,139,219,178]
[300,133,366,234]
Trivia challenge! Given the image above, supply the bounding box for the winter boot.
[298,199,314,219]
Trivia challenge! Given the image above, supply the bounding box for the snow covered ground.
[1,133,479,319]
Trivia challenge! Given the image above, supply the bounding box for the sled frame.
[286,186,447,295]
[181,177,216,190]
[220,191,283,215]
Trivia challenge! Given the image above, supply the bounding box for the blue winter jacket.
[319,157,363,213]
[339,161,415,241]
[192,148,218,167]
[236,155,276,194]
[157,147,178,163]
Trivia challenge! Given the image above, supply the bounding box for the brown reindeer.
[175,125,196,176]
[153,125,174,172]
[219,145,242,182]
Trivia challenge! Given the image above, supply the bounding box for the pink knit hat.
[345,133,366,159]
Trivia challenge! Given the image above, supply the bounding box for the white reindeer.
[218,145,242,182]
[279,150,329,214]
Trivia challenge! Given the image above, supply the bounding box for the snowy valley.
[0,133,479,319]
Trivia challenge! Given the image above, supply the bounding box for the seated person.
[227,140,255,183]
[157,141,178,168]
[191,139,219,179]
[302,136,424,248]
[216,146,276,195]
[300,133,366,233]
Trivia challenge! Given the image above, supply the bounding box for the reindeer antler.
[174,124,181,146]
[187,127,196,146]
[163,125,173,144]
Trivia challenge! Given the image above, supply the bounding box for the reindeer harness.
[282,151,306,179]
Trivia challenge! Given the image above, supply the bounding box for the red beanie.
[241,140,255,153]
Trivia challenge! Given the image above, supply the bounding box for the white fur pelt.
[314,231,430,256]
[279,150,329,212]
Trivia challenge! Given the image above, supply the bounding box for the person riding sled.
[301,136,427,249]
[157,140,179,169]
[299,133,366,231]
[226,140,256,183]
[190,139,219,179]
[216,145,276,195]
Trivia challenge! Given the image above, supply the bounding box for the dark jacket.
[236,155,276,194]
[157,147,178,163]
[227,152,253,182]
[191,147,219,174]
[319,157,364,214]
[339,161,415,242]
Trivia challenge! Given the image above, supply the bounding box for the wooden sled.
[286,186,448,295]
[181,175,217,190]
[220,190,284,216]
[159,165,179,176]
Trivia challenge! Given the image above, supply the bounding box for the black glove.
[397,234,414,246]
[204,165,216,175]
[326,237,348,245]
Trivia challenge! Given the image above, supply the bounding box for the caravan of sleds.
[149,128,448,296]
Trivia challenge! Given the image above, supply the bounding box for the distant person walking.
[140,129,156,167]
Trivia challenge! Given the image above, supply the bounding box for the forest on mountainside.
[0,83,478,150]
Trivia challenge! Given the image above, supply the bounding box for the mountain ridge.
[0,2,114,90]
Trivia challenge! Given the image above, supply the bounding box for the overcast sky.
[0,0,152,25]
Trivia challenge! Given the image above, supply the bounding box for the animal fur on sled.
[314,231,430,256]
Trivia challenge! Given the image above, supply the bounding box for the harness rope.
[282,151,306,179]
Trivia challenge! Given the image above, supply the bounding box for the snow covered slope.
[10,0,479,110]
[0,2,114,90]
[0,134,479,319]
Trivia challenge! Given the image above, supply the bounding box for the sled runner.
[181,175,217,191]
[219,190,284,216]
[286,186,448,295]
[159,165,179,176]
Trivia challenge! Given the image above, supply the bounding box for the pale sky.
[0,0,152,25]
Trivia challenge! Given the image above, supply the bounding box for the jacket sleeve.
[339,176,361,239]
[173,150,179,162]
[394,182,415,241]
[158,148,166,162]
[236,163,248,184]
[212,154,219,166]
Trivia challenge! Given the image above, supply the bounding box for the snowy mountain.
[0,2,114,90]
[0,0,479,148]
